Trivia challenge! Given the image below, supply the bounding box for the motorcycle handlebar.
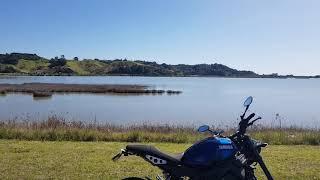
[238,113,255,134]
[245,113,255,122]
[248,117,261,127]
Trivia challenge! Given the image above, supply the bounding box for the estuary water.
[0,76,319,128]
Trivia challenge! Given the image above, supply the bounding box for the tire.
[122,177,148,180]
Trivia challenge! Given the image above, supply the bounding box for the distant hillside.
[0,52,318,78]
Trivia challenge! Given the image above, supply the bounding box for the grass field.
[0,140,319,179]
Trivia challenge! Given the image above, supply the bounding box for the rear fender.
[112,148,166,166]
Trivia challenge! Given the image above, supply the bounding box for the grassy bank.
[0,140,319,179]
[1,117,319,145]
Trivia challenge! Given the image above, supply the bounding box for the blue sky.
[0,0,319,75]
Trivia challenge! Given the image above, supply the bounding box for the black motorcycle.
[113,96,273,180]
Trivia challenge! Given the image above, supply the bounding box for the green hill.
[0,52,261,77]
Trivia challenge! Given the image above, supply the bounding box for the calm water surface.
[0,76,319,128]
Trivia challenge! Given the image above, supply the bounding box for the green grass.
[16,59,49,73]
[0,140,319,179]
[66,60,108,75]
[66,61,91,75]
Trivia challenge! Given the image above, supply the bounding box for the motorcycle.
[112,96,273,180]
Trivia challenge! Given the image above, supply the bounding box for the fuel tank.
[182,137,237,167]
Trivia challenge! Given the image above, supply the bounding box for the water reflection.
[33,96,53,101]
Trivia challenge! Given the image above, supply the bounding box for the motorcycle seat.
[126,144,183,164]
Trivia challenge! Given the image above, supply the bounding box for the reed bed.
[32,91,53,97]
[0,116,319,145]
[0,83,181,95]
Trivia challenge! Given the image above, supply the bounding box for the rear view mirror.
[198,125,210,133]
[243,96,253,107]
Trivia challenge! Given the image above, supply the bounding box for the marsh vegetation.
[0,83,181,95]
[0,116,319,145]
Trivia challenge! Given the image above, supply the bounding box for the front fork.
[233,136,273,180]
[248,138,273,180]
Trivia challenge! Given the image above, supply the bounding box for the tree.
[0,53,43,65]
[49,56,66,67]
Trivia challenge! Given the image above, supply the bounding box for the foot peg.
[112,149,130,161]
[156,175,165,180]
[257,143,268,148]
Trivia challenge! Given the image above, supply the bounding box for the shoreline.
[0,73,318,79]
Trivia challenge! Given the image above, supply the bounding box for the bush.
[0,65,18,73]
[49,58,66,67]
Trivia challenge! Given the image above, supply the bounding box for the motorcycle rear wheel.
[122,177,150,180]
